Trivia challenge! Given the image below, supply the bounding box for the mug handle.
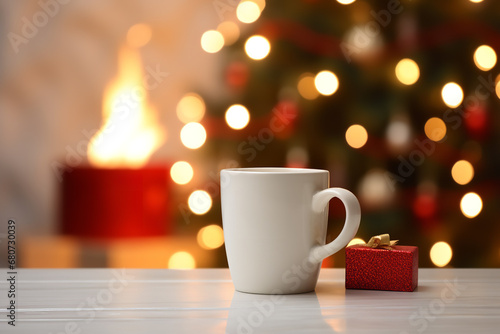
[308,188,361,264]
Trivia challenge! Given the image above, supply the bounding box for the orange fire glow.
[87,47,165,168]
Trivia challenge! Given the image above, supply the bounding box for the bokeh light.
[358,169,394,207]
[297,73,319,100]
[386,119,411,148]
[337,0,356,4]
[170,161,194,185]
[286,146,309,168]
[474,45,497,71]
[245,35,270,60]
[217,21,240,46]
[180,122,207,149]
[314,70,339,96]
[343,24,383,59]
[345,124,368,148]
[176,93,205,123]
[451,160,474,185]
[395,58,420,85]
[236,1,261,24]
[201,30,224,53]
[168,251,196,269]
[225,104,250,130]
[251,0,266,11]
[424,117,447,142]
[413,192,437,220]
[188,190,212,215]
[469,0,483,3]
[441,82,464,108]
[460,192,483,218]
[126,23,152,48]
[496,75,500,99]
[197,225,224,250]
[347,238,365,246]
[430,242,453,267]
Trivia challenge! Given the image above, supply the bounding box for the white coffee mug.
[221,167,361,294]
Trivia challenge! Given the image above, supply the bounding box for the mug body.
[221,168,329,294]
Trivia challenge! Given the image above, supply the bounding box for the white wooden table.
[1,269,499,333]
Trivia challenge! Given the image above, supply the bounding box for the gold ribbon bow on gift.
[362,234,399,250]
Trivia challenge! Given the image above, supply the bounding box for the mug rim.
[221,167,327,174]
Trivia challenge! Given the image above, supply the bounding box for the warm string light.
[395,58,420,85]
[168,251,196,269]
[170,161,194,185]
[297,73,319,100]
[197,225,224,250]
[176,93,205,123]
[441,82,464,108]
[201,30,224,53]
[225,104,250,130]
[180,122,207,149]
[251,0,266,11]
[424,117,447,142]
[188,190,212,215]
[345,124,368,148]
[474,45,497,71]
[337,0,356,4]
[314,70,339,96]
[245,35,271,60]
[460,192,483,218]
[430,242,452,267]
[237,1,262,24]
[496,74,500,99]
[451,160,474,185]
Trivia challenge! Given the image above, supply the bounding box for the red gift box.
[346,245,418,292]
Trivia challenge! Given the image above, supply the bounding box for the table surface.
[0,268,499,334]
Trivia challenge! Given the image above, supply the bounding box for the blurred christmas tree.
[178,0,500,268]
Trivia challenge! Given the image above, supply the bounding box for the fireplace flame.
[88,47,165,168]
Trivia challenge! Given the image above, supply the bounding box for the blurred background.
[1,0,499,269]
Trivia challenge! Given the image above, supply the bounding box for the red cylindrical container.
[61,166,170,239]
